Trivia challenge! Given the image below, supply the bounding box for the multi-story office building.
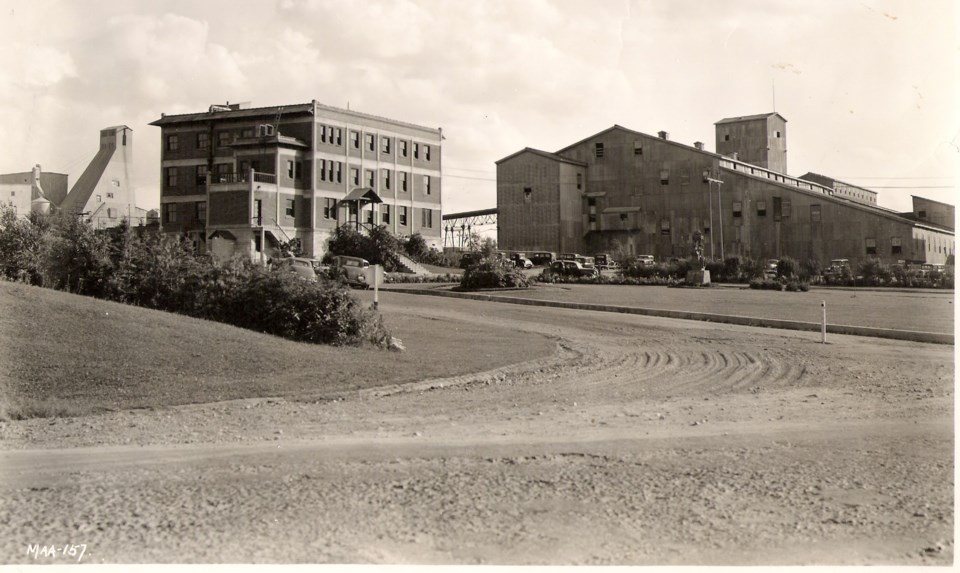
[497,113,954,267]
[150,101,443,260]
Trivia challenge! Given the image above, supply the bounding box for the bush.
[749,278,784,291]
[0,211,393,348]
[776,256,798,279]
[326,225,402,270]
[460,257,529,290]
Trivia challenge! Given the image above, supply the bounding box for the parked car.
[278,257,326,281]
[459,251,483,269]
[634,255,656,267]
[509,253,533,269]
[823,258,851,281]
[548,260,599,278]
[529,252,556,265]
[557,252,581,261]
[764,258,779,278]
[328,255,382,288]
[575,256,596,271]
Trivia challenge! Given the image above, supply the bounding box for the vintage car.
[548,260,599,278]
[328,255,382,288]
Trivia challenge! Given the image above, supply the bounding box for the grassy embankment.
[0,282,554,420]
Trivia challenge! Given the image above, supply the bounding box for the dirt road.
[1,294,953,565]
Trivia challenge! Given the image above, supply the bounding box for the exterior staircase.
[393,252,430,275]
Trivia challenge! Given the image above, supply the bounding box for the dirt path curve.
[1,294,953,565]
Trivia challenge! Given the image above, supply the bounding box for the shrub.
[0,206,49,285]
[326,225,402,270]
[776,256,798,279]
[799,258,822,282]
[749,278,784,291]
[460,257,529,290]
[784,280,810,292]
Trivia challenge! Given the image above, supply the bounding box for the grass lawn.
[0,282,555,419]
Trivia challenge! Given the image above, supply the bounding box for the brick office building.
[151,101,443,260]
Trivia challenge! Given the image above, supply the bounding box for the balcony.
[207,171,277,192]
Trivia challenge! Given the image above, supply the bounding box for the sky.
[0,0,956,219]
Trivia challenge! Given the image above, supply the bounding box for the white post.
[821,301,827,344]
[373,264,380,309]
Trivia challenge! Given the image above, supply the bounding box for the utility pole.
[706,175,724,260]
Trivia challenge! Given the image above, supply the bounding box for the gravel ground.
[0,293,953,565]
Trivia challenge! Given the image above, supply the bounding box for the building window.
[810,204,822,223]
[782,200,792,218]
[197,132,209,149]
[217,131,232,147]
[400,140,408,157]
[366,133,375,152]
[350,168,360,186]
[323,198,337,220]
[252,199,262,225]
[366,169,375,188]
[164,203,177,224]
[319,159,328,182]
[775,130,781,138]
[287,160,302,181]
[166,135,179,151]
[425,145,431,161]
[891,237,902,255]
[335,162,342,183]
[365,207,374,225]
[660,170,669,185]
[241,128,254,138]
[166,167,178,187]
[350,131,360,149]
[524,187,533,202]
[383,169,391,190]
[595,143,604,158]
[382,204,390,224]
[422,208,433,228]
[865,238,877,255]
[917,210,927,219]
[399,206,408,226]
[195,201,206,222]
[381,137,391,154]
[321,126,343,146]
[196,165,208,184]
[424,175,431,195]
[732,201,743,218]
[414,142,420,159]
[106,192,114,199]
[724,134,730,141]
[96,194,101,202]
[400,171,408,192]
[634,141,642,155]
[756,200,766,216]
[660,219,670,235]
[577,173,582,190]
[285,198,295,218]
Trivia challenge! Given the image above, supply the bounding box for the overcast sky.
[1,0,956,218]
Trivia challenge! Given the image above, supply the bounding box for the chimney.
[694,141,704,150]
[658,131,669,140]
[732,152,739,161]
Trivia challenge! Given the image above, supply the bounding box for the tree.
[0,206,49,285]
[404,233,430,262]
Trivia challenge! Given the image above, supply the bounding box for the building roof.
[715,112,787,125]
[911,195,956,208]
[553,124,725,159]
[151,101,442,135]
[342,187,382,203]
[495,147,588,166]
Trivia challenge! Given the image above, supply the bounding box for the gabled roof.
[496,147,588,166]
[715,112,787,125]
[342,187,382,203]
[553,124,723,159]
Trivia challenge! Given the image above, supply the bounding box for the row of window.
[594,141,645,159]
[317,160,433,193]
[165,199,435,230]
[319,123,434,161]
[167,129,259,152]
[163,201,206,224]
[168,162,433,194]
[321,198,432,227]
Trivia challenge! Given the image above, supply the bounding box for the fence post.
[821,301,827,344]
